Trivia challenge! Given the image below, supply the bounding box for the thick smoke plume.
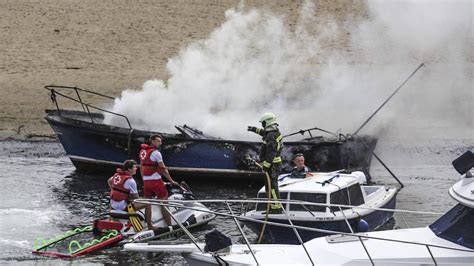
[105,0,472,142]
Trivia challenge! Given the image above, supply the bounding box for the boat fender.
[204,229,232,253]
[356,219,369,232]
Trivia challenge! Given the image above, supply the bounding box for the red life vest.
[139,144,166,176]
[110,168,132,202]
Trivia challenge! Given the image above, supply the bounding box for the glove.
[261,161,271,172]
[262,165,270,172]
[247,126,257,132]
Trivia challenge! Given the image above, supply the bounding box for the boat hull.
[242,193,397,244]
[45,109,377,179]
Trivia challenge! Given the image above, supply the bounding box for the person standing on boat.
[248,112,284,214]
[139,134,179,227]
[108,159,155,230]
[290,153,313,178]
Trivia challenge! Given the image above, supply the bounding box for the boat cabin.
[254,171,372,214]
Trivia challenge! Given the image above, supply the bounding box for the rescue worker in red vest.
[107,159,155,230]
[139,134,179,227]
[248,112,284,214]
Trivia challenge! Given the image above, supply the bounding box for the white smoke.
[105,0,472,142]
[352,0,473,143]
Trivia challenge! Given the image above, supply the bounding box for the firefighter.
[248,112,283,214]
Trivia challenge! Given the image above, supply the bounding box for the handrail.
[142,198,444,216]
[281,206,315,265]
[44,85,133,129]
[133,198,473,265]
[225,201,260,265]
[287,123,404,189]
[164,205,204,253]
[46,85,115,100]
[283,126,338,139]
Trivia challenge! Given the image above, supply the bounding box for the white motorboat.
[123,151,474,265]
[241,170,398,244]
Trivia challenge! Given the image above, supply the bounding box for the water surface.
[0,139,470,265]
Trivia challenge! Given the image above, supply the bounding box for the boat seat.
[108,210,145,220]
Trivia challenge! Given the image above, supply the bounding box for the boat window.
[289,193,327,212]
[256,192,288,211]
[429,203,474,249]
[347,184,364,206]
[329,188,350,212]
[363,186,379,196]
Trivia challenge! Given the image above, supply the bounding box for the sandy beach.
[2,0,470,141]
[0,0,366,139]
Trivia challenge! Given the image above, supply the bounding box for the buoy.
[357,219,369,232]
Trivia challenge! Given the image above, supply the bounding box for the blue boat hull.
[242,194,397,244]
[45,109,377,179]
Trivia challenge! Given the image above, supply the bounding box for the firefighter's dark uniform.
[249,125,283,212]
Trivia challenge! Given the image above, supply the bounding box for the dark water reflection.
[0,140,469,265]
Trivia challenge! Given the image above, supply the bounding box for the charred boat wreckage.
[44,87,376,179]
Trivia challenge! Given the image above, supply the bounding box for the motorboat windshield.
[429,203,474,249]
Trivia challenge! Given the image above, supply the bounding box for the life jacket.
[139,144,166,176]
[110,168,132,202]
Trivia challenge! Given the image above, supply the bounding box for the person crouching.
[108,159,155,230]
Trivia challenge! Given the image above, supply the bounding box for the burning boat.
[44,85,377,179]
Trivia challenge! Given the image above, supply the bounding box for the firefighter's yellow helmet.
[259,112,277,127]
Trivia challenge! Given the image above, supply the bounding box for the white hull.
[125,227,473,265]
[124,158,474,265]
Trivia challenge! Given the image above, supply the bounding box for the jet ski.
[32,182,216,257]
[110,181,217,244]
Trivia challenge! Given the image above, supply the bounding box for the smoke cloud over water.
[105,0,472,142]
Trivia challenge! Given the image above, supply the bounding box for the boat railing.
[44,85,133,129]
[132,198,469,265]
[283,127,349,142]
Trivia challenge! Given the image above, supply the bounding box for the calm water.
[0,139,470,265]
